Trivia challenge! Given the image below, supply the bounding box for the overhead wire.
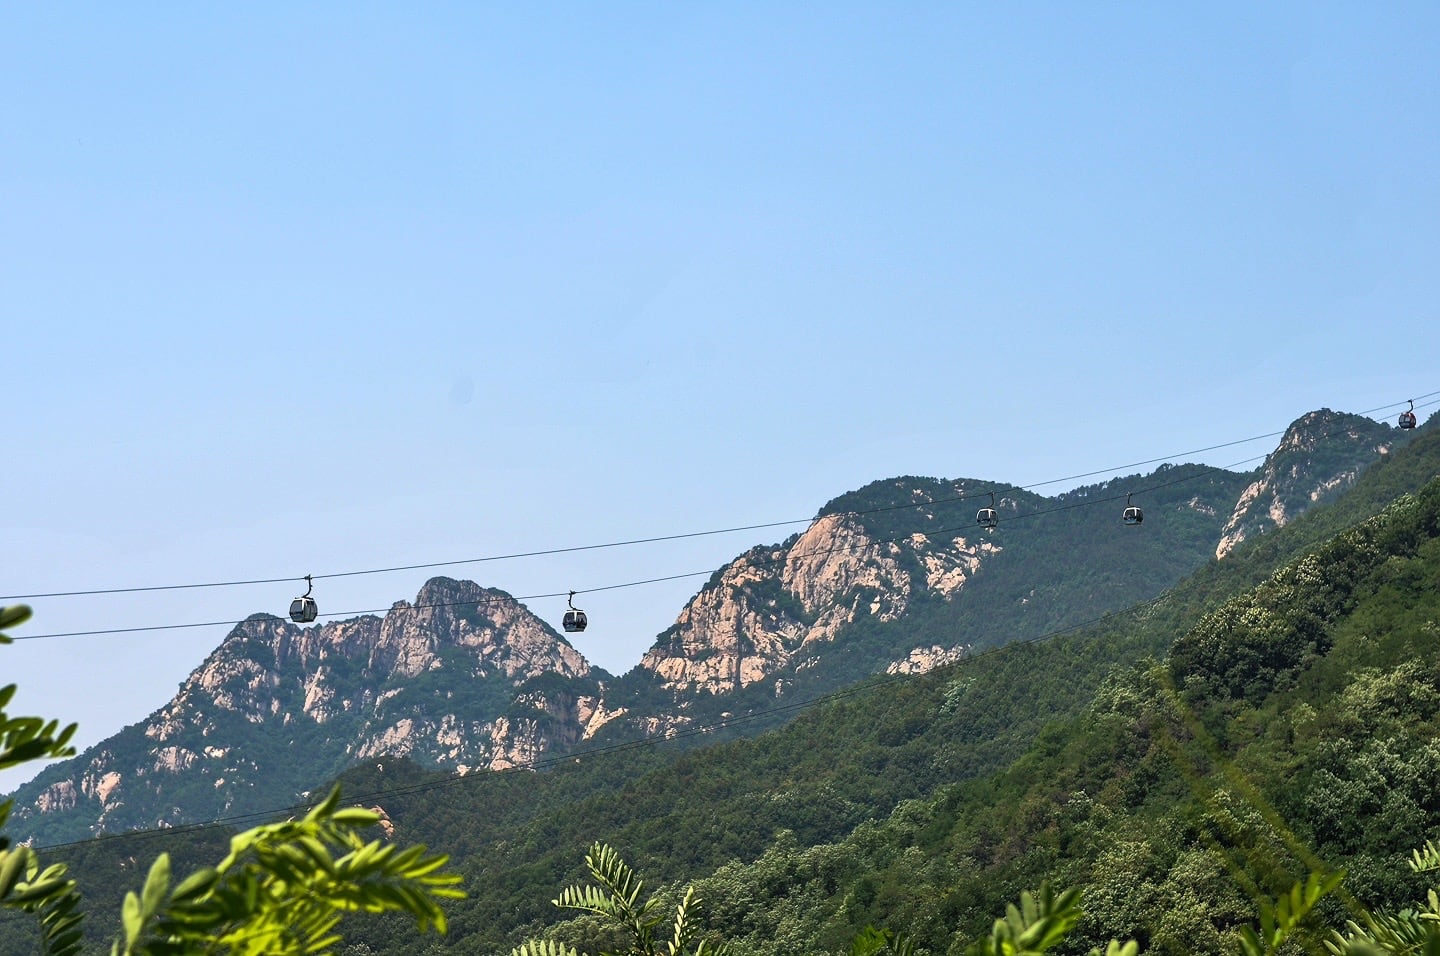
[10,452,1270,643]
[4,390,1434,603]
[13,387,1440,645]
[15,412,1429,644]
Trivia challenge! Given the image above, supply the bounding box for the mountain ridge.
[10,578,606,841]
[5,407,1420,846]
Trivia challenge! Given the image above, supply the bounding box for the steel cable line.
[5,391,1433,603]
[10,453,1269,643]
[27,586,1177,856]
[11,396,1437,642]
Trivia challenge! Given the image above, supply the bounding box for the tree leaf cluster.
[0,603,465,955]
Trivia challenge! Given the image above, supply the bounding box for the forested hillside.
[406,454,1440,955]
[670,472,1440,954]
[15,422,1436,954]
[11,406,1410,858]
[578,409,1401,753]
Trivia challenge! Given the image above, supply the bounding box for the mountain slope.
[8,578,605,844]
[597,408,1409,743]
[6,408,1416,848]
[1215,408,1396,557]
[762,470,1440,954]
[374,431,1440,955]
[12,411,1438,953]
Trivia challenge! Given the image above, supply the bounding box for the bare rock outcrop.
[886,644,971,676]
[10,578,597,839]
[1216,409,1393,559]
[640,511,1001,694]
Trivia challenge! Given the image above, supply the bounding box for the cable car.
[1123,493,1143,526]
[1400,400,1417,430]
[562,591,588,633]
[289,575,318,623]
[977,492,998,530]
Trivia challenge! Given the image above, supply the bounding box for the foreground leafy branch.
[111,787,464,955]
[512,842,728,956]
[1233,872,1343,956]
[960,882,1137,956]
[848,925,918,956]
[1325,849,1440,956]
[0,604,84,955]
[1,604,465,956]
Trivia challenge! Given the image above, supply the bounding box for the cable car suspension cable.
[5,390,1434,603]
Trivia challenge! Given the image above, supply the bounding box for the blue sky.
[4,4,1438,784]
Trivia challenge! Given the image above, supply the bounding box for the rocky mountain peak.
[638,504,1001,696]
[8,578,601,843]
[1215,409,1395,559]
[370,576,590,681]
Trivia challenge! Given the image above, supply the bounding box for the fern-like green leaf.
[1411,841,1440,875]
[511,940,583,956]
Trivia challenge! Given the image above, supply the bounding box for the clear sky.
[4,4,1438,786]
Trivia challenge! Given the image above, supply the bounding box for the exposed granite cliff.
[638,512,1001,695]
[1215,410,1395,559]
[11,578,605,842]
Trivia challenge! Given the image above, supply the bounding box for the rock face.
[639,512,1001,695]
[886,644,971,676]
[1215,410,1395,559]
[9,578,606,842]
